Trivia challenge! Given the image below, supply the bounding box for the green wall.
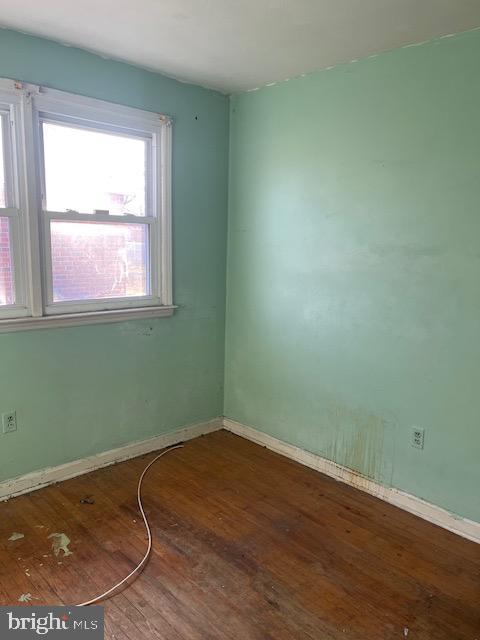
[0,29,229,482]
[1,26,478,524]
[225,29,480,522]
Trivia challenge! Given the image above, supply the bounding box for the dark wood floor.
[0,430,478,639]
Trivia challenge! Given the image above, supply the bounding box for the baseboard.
[223,418,480,545]
[0,418,223,502]
[3,416,478,544]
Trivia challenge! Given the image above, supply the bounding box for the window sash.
[38,116,154,218]
[0,79,173,323]
[42,212,158,313]
[0,97,32,316]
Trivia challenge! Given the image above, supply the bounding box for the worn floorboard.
[0,430,478,639]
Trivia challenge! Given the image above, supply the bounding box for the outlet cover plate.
[2,411,17,434]
[411,426,425,449]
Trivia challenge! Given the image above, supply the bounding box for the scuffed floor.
[0,430,479,639]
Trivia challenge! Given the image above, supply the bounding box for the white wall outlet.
[2,411,17,434]
[411,426,425,449]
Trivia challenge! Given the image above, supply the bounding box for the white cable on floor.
[76,444,184,607]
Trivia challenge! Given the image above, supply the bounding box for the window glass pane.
[43,123,147,216]
[51,221,149,302]
[0,217,14,305]
[0,117,6,208]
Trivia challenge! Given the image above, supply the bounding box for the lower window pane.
[0,217,15,305]
[51,221,149,302]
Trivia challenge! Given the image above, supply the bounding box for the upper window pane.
[0,217,14,305]
[0,116,6,208]
[42,122,147,216]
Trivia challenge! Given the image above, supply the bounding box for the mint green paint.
[0,29,228,481]
[225,29,480,522]
[1,27,479,525]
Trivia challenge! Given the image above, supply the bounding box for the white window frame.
[0,78,175,332]
[0,88,30,319]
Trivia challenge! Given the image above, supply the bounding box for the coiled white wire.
[76,444,184,607]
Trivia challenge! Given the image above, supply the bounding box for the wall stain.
[324,403,387,481]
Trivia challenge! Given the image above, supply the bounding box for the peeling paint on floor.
[8,532,24,541]
[48,532,73,556]
[18,593,35,603]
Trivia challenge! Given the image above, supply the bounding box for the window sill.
[0,305,177,333]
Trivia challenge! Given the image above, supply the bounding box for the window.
[0,79,173,331]
[0,88,25,316]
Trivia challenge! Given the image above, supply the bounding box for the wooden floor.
[0,430,478,639]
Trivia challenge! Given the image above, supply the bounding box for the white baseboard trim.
[0,418,223,502]
[223,418,480,545]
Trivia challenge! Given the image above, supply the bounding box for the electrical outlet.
[411,426,424,449]
[2,411,17,434]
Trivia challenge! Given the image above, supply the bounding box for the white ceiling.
[1,0,479,93]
